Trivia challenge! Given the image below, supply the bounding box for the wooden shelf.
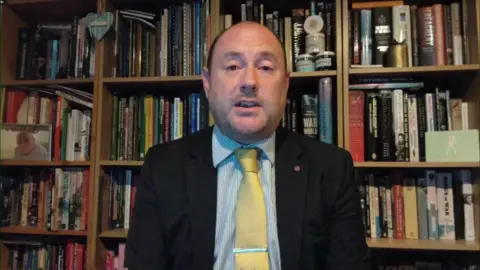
[99,229,128,238]
[5,0,97,23]
[349,64,480,75]
[0,226,88,236]
[3,78,94,87]
[103,76,202,84]
[355,162,480,168]
[100,160,143,167]
[0,160,91,167]
[102,70,337,85]
[290,70,337,78]
[367,238,480,251]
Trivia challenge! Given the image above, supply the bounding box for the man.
[14,131,49,160]
[125,21,371,270]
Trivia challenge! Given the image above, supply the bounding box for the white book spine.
[124,170,132,229]
[368,175,376,238]
[436,172,455,240]
[386,184,393,238]
[408,95,419,161]
[80,111,91,160]
[425,93,435,131]
[225,14,232,28]
[459,170,475,241]
[461,102,469,129]
[392,89,404,161]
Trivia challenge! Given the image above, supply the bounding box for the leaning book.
[0,123,52,161]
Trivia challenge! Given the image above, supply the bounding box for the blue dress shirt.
[212,125,281,270]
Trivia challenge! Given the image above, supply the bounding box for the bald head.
[206,21,287,72]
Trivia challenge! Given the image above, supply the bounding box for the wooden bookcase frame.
[0,0,479,268]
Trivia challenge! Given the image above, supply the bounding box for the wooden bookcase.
[1,0,479,268]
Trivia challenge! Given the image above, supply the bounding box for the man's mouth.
[234,100,261,108]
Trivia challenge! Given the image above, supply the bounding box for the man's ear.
[284,70,291,92]
[202,67,211,98]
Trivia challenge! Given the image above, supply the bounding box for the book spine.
[416,177,429,239]
[392,90,405,161]
[392,5,412,66]
[450,3,463,65]
[418,7,436,65]
[432,4,446,65]
[436,172,455,240]
[426,170,439,240]
[407,94,419,162]
[443,5,454,65]
[360,9,373,65]
[410,5,419,66]
[349,91,365,162]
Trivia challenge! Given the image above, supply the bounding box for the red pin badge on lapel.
[294,165,300,172]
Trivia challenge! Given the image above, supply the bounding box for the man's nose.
[240,67,258,96]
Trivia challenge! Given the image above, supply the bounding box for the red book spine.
[392,173,405,239]
[349,91,365,162]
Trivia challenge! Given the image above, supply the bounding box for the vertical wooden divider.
[335,0,344,148]
[341,0,351,151]
[473,0,480,250]
[86,0,106,268]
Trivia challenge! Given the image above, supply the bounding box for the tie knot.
[235,148,259,173]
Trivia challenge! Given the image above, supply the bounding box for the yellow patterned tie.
[234,148,270,270]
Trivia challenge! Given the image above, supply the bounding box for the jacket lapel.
[275,128,308,269]
[185,127,217,270]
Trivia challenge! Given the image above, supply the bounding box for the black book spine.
[366,92,379,161]
[416,94,427,161]
[373,7,392,65]
[435,87,448,130]
[291,9,306,71]
[68,16,78,78]
[379,90,394,161]
[15,27,32,80]
[443,5,454,65]
[402,92,410,161]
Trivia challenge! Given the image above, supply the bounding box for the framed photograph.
[0,123,52,161]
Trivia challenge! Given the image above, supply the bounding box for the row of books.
[109,92,210,161]
[222,1,335,73]
[105,243,126,270]
[281,77,334,143]
[101,169,137,230]
[0,168,91,232]
[358,169,475,241]
[111,1,211,78]
[108,77,334,161]
[349,1,474,67]
[348,80,474,162]
[15,16,95,81]
[2,241,86,270]
[0,87,93,161]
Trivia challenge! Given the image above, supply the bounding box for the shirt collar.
[212,125,276,168]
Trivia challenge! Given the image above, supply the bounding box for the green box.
[425,130,480,162]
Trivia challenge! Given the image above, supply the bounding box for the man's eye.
[260,66,273,71]
[227,65,239,71]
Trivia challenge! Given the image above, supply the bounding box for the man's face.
[202,23,290,143]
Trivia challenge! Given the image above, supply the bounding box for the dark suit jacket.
[125,126,371,270]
